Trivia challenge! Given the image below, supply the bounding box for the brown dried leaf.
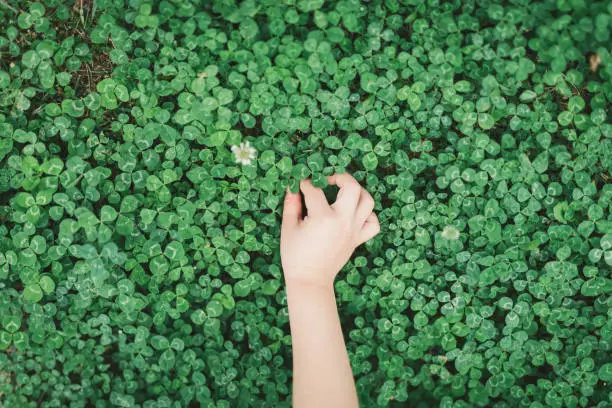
[589,53,601,72]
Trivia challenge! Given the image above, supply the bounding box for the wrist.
[284,275,335,296]
[285,277,338,313]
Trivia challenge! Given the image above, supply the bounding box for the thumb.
[282,186,302,231]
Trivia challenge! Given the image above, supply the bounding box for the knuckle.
[339,172,356,183]
[346,175,359,185]
[346,182,361,195]
[320,211,336,223]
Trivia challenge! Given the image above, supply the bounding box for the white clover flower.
[441,225,460,240]
[231,141,256,165]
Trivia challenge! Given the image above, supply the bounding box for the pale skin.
[281,173,381,408]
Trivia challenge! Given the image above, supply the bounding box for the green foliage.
[0,0,611,407]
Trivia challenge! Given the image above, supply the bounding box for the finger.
[282,186,302,232]
[300,179,329,217]
[355,188,375,224]
[326,173,361,213]
[357,212,380,245]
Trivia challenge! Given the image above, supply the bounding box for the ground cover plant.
[0,0,611,406]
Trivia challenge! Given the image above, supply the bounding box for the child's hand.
[280,173,380,290]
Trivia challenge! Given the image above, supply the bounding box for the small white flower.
[441,225,460,240]
[231,141,256,165]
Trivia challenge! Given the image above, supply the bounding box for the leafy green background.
[1,0,611,406]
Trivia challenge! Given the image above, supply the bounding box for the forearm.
[285,278,359,408]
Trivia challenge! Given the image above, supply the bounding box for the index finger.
[326,173,362,213]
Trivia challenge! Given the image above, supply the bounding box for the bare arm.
[281,173,380,408]
[286,279,357,408]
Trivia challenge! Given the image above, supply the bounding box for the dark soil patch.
[72,51,113,97]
